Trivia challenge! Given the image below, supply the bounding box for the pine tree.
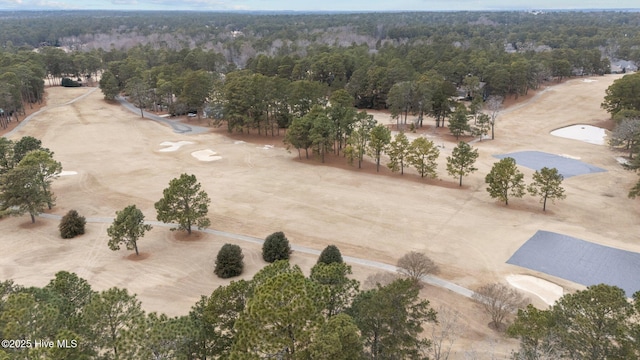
[317,245,343,265]
[448,105,471,140]
[0,165,49,223]
[406,137,440,178]
[368,124,391,172]
[155,173,211,235]
[107,205,152,256]
[446,141,479,186]
[528,167,566,211]
[387,132,411,174]
[485,157,525,205]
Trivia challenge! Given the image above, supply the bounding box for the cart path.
[38,213,476,298]
[15,86,475,299]
[116,96,209,134]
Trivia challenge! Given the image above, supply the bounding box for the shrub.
[59,210,86,239]
[262,231,291,263]
[214,244,244,278]
[317,244,343,264]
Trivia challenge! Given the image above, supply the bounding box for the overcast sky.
[0,0,638,12]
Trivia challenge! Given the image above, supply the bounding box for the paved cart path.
[38,213,476,298]
[116,96,209,134]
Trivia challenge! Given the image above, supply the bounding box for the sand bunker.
[159,141,194,152]
[191,149,222,162]
[582,79,597,83]
[550,124,606,145]
[507,274,564,306]
[58,171,78,176]
[558,153,581,160]
[257,145,274,150]
[616,157,630,165]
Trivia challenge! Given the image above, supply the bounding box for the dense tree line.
[0,10,631,142]
[602,73,640,198]
[508,284,640,359]
[2,10,633,119]
[1,10,638,64]
[0,257,438,359]
[0,51,46,127]
[3,267,639,358]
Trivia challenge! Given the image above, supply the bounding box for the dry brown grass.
[2,75,638,357]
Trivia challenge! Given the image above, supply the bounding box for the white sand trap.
[159,141,194,152]
[616,157,630,165]
[582,79,597,83]
[191,149,222,162]
[234,140,246,145]
[257,145,274,150]
[507,274,564,306]
[58,171,78,176]
[550,124,606,145]
[559,153,581,160]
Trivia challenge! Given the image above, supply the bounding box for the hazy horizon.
[0,0,638,12]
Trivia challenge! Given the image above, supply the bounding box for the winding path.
[38,213,475,298]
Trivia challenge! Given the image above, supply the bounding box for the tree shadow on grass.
[126,252,150,261]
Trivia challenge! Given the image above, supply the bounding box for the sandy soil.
[507,274,564,306]
[1,74,639,357]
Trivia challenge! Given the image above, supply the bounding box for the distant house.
[611,59,638,74]
[456,82,486,101]
[504,43,517,54]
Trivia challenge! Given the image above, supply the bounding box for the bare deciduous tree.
[485,95,503,140]
[472,282,529,330]
[397,251,440,285]
[511,333,563,360]
[363,272,400,290]
[430,305,462,360]
[609,118,640,159]
[464,339,500,360]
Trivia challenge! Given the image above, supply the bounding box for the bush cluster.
[59,209,86,239]
[262,231,291,263]
[214,243,244,278]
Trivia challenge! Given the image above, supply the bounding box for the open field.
[1,74,639,357]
